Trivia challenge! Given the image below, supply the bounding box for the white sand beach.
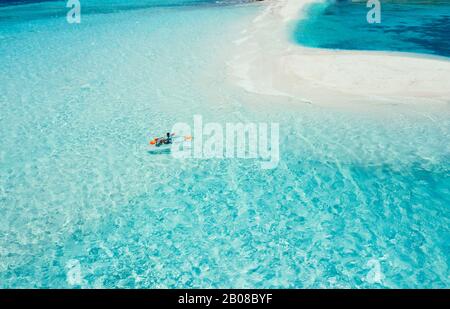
[230,0,450,108]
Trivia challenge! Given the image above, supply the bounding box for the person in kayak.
[155,132,173,146]
[164,132,172,144]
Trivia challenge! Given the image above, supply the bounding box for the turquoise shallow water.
[294,0,450,57]
[0,1,449,288]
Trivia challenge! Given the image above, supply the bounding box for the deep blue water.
[294,0,450,57]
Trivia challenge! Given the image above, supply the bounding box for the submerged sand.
[229,0,450,108]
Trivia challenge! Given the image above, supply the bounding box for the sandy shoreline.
[230,0,450,108]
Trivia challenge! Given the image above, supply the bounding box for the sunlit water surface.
[0,0,449,288]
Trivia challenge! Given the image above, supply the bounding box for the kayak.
[148,135,192,153]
